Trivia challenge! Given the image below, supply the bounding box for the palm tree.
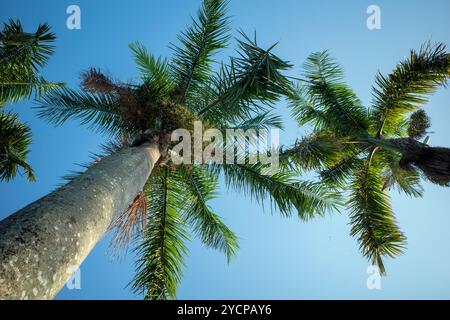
[0,111,34,181]
[0,0,336,300]
[0,19,62,181]
[282,43,450,274]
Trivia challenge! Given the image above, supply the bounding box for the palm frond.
[129,42,173,98]
[177,165,238,261]
[108,190,148,253]
[220,162,339,220]
[80,68,120,94]
[170,0,230,101]
[382,165,424,197]
[296,51,368,137]
[320,154,365,187]
[37,87,124,135]
[348,157,406,275]
[198,32,292,123]
[229,111,283,130]
[370,42,450,136]
[378,148,424,197]
[0,19,56,70]
[132,168,189,300]
[0,77,63,103]
[280,131,346,171]
[0,20,62,102]
[0,111,35,181]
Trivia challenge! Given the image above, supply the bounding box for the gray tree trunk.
[0,143,160,300]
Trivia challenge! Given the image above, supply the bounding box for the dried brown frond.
[81,68,120,93]
[108,190,148,254]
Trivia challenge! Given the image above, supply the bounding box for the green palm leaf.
[370,42,450,136]
[129,41,173,99]
[0,111,35,181]
[198,32,292,123]
[220,162,339,220]
[132,167,189,300]
[348,156,406,275]
[177,165,238,261]
[37,87,124,135]
[0,19,63,102]
[296,51,368,137]
[171,0,231,101]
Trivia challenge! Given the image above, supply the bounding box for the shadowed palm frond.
[379,149,424,197]
[0,111,35,181]
[0,19,55,69]
[280,131,346,172]
[320,154,365,187]
[80,68,120,94]
[0,19,63,102]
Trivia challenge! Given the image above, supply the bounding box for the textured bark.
[0,143,160,300]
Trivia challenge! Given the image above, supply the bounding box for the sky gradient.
[1,0,450,299]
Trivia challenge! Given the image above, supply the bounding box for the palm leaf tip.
[298,51,369,137]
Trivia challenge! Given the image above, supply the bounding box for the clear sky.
[1,0,450,299]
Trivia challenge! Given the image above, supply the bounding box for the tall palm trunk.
[0,143,160,300]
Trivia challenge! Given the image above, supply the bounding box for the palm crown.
[283,43,450,274]
[38,0,337,299]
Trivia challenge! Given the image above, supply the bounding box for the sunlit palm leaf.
[170,0,231,101]
[371,42,450,136]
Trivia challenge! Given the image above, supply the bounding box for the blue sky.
[1,0,450,299]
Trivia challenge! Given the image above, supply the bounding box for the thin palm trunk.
[0,143,160,299]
